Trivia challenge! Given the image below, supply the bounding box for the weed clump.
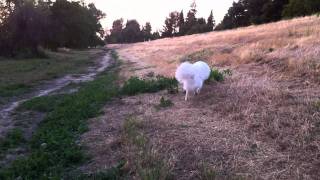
[156,97,173,109]
[206,68,232,83]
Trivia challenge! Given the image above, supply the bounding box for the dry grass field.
[81,16,320,179]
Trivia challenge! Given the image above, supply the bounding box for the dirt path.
[80,60,320,179]
[0,51,112,138]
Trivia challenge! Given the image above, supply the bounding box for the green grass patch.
[0,50,178,179]
[121,76,178,96]
[0,84,31,97]
[0,63,119,179]
[18,94,66,112]
[0,128,25,153]
[0,49,102,97]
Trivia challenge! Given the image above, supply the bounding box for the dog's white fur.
[175,61,210,101]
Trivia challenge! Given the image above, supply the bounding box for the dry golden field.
[110,15,320,81]
[81,16,320,179]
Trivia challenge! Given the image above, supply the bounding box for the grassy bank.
[0,49,104,98]
[0,60,119,179]
[0,50,178,179]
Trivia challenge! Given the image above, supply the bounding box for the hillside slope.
[81,16,320,179]
[110,15,320,82]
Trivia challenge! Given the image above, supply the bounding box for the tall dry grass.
[109,15,320,81]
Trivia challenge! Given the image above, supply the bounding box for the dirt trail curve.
[0,51,112,138]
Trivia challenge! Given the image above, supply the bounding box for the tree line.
[216,0,320,30]
[105,2,215,43]
[0,0,105,57]
[105,19,160,44]
[1,0,319,55]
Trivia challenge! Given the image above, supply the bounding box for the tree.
[122,19,142,43]
[195,17,207,33]
[162,11,179,37]
[206,10,215,32]
[142,22,152,41]
[0,0,106,56]
[282,0,320,18]
[216,0,250,30]
[151,31,161,40]
[106,18,124,43]
[246,0,269,24]
[261,0,289,23]
[0,0,51,56]
[178,10,185,35]
[185,1,197,34]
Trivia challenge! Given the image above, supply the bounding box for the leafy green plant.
[206,68,232,83]
[158,97,173,108]
[121,76,178,96]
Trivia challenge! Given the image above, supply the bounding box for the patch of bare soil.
[81,63,320,179]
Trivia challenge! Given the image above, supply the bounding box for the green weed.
[158,97,173,108]
[0,128,25,153]
[121,76,178,96]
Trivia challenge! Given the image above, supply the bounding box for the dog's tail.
[175,62,195,83]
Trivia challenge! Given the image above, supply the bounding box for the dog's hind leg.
[185,90,189,101]
[196,88,201,95]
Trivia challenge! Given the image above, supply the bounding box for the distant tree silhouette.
[216,0,250,30]
[161,1,216,37]
[178,10,186,35]
[185,1,197,34]
[162,11,179,37]
[106,18,124,43]
[206,10,215,32]
[122,19,142,43]
[282,0,320,18]
[106,19,160,43]
[142,22,152,41]
[261,0,289,23]
[216,0,320,31]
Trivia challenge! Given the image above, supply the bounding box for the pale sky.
[85,0,236,32]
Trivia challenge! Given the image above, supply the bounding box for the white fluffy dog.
[175,61,210,101]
